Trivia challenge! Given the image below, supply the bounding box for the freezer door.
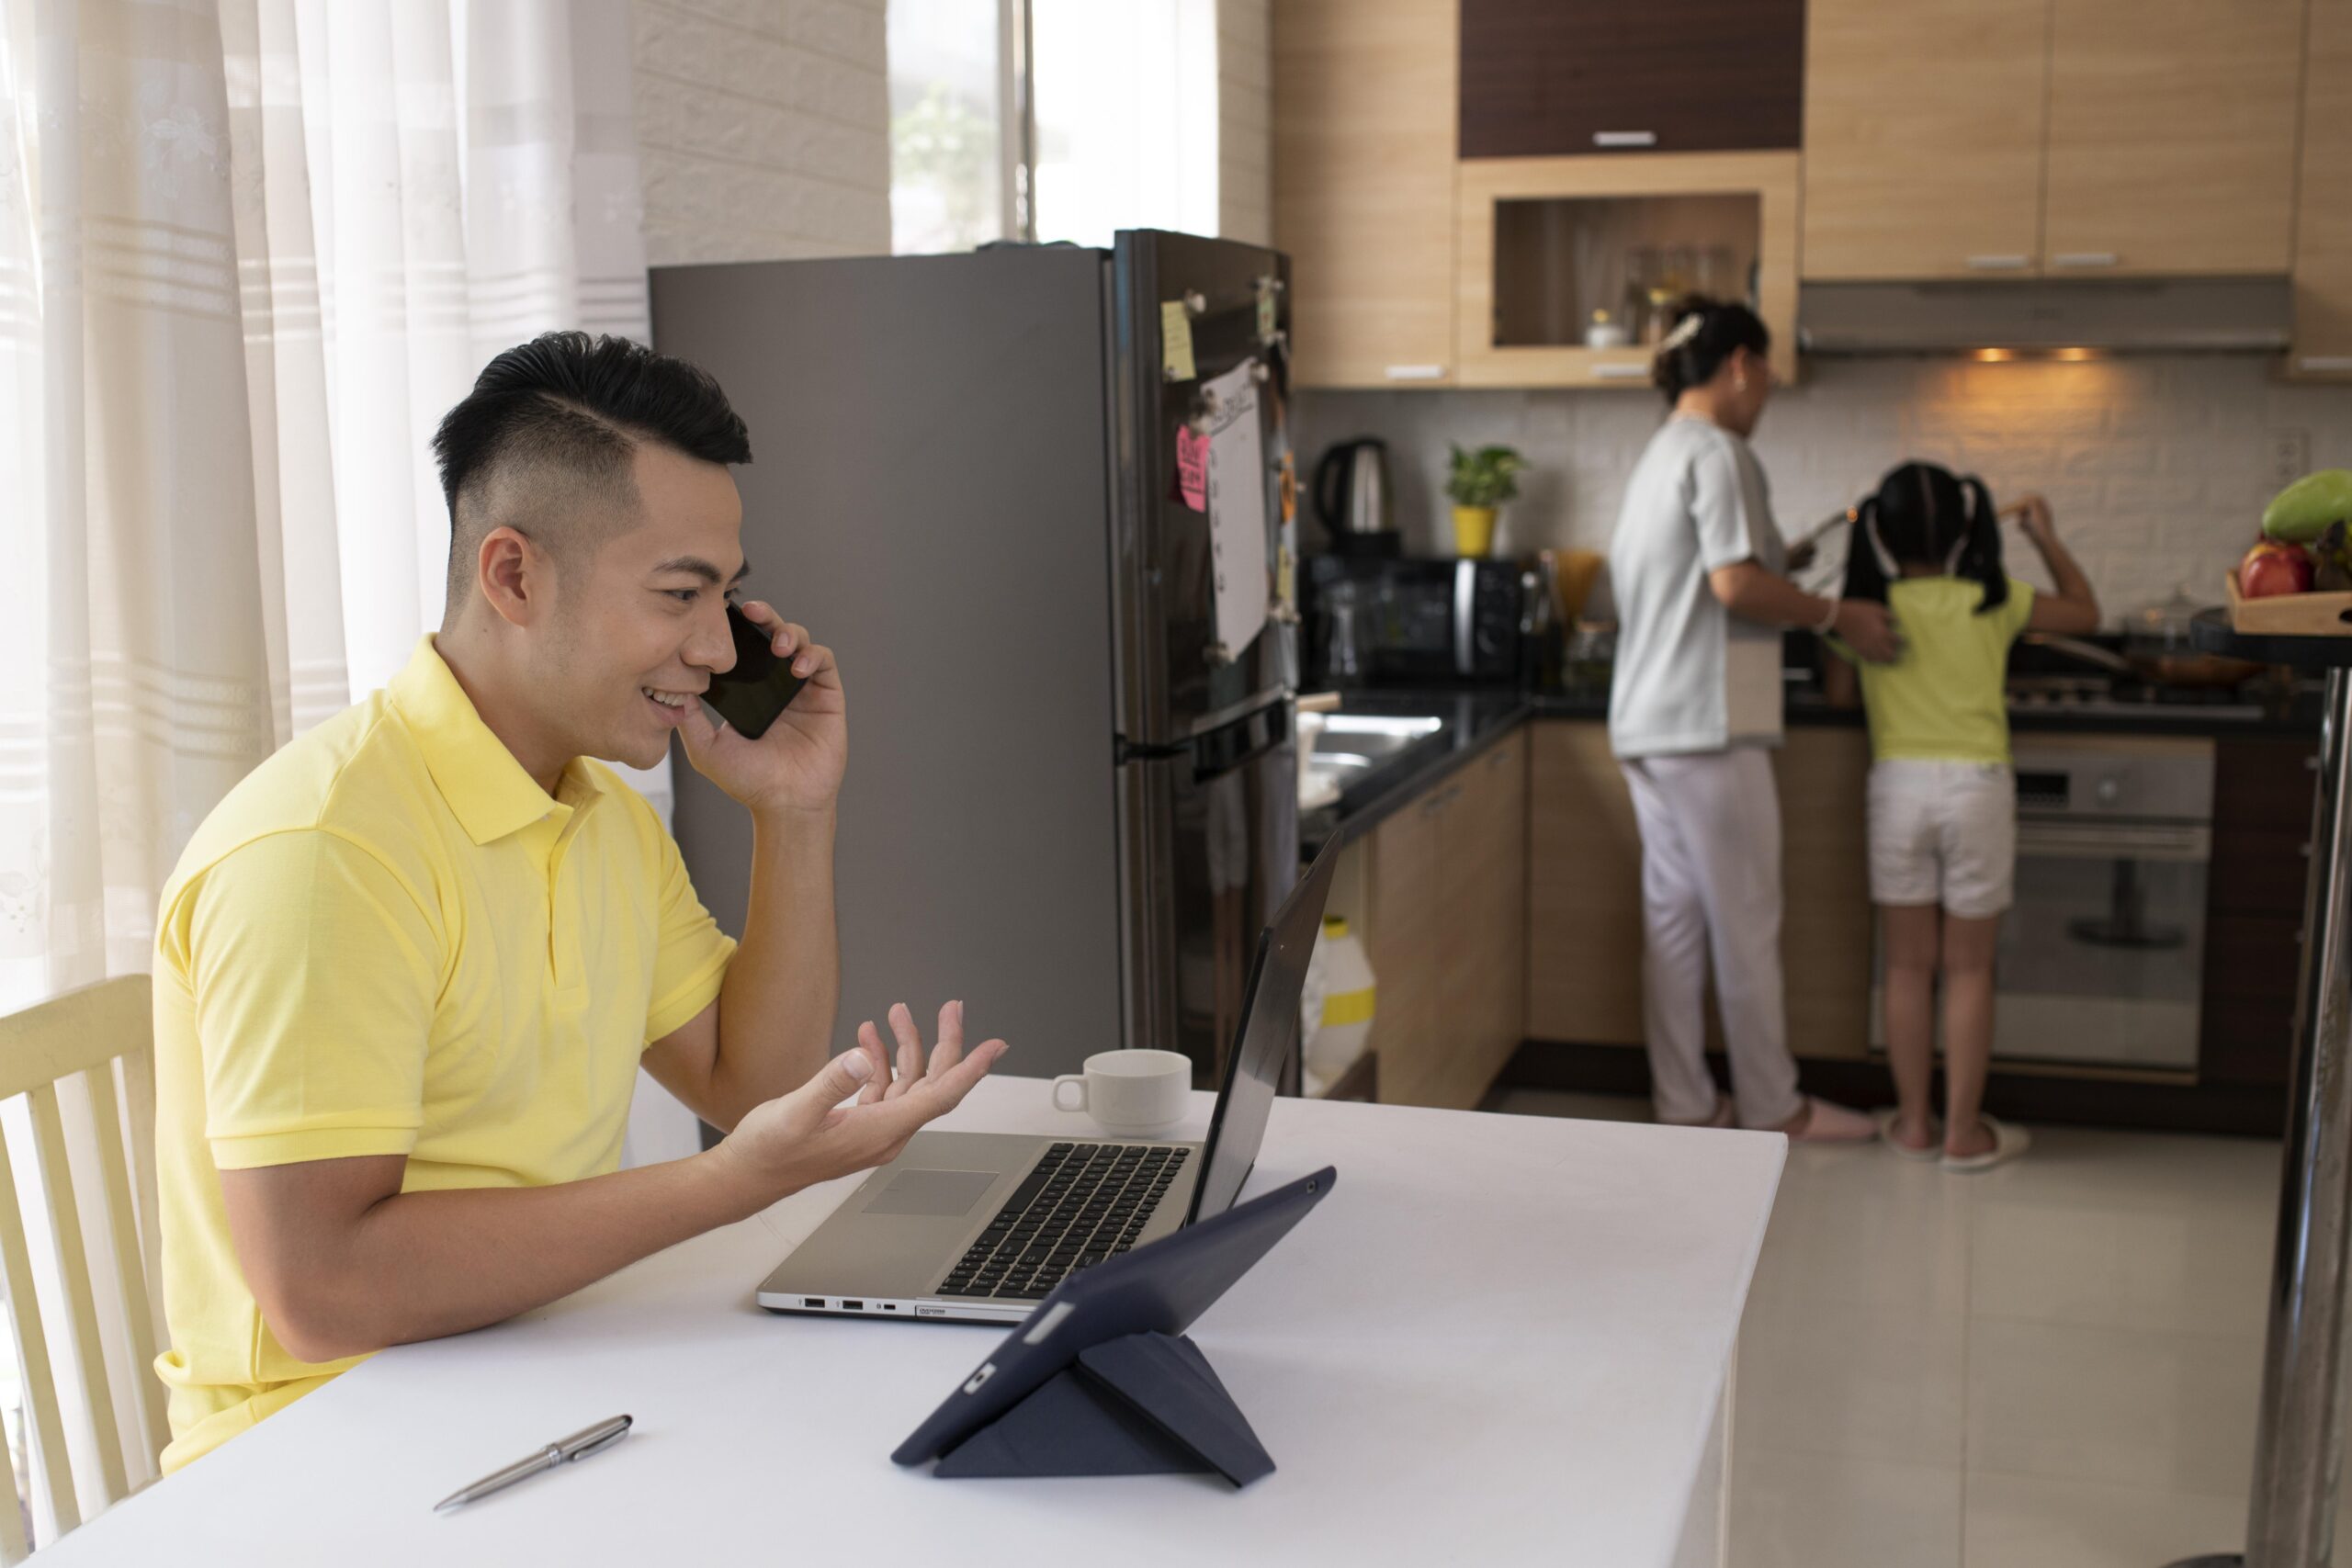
[1109,231,1295,749]
[650,250,1127,1082]
[1119,701,1301,1088]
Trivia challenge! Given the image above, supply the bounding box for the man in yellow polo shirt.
[151,332,1007,1470]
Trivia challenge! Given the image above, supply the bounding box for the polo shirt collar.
[390,637,598,845]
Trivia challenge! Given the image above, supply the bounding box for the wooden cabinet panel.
[1527,722,1646,1045]
[1369,778,1444,1107]
[2293,0,2352,378]
[2042,0,2301,276]
[1776,729,1873,1059]
[1459,0,1804,159]
[1272,0,1459,388]
[2201,736,2319,1089]
[1372,733,1531,1111]
[1802,0,2051,280]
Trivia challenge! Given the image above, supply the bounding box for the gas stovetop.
[2005,675,2263,720]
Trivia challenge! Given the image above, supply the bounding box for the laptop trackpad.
[863,1168,999,1218]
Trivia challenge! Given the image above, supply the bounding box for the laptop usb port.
[802,1298,824,1309]
[842,1300,865,1311]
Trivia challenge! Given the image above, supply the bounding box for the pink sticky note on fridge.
[1174,426,1209,513]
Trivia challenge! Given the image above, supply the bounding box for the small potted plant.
[1445,443,1526,558]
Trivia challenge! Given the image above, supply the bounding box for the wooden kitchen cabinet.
[2041,0,2302,277]
[2201,735,2318,1089]
[1272,0,1459,388]
[1458,0,1804,159]
[1801,0,2051,281]
[2291,0,2352,378]
[1526,720,1872,1059]
[1371,732,1530,1111]
[1804,0,2302,282]
[1456,152,1801,389]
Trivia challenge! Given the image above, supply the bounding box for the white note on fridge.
[1203,360,1269,661]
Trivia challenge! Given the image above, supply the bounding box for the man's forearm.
[276,1152,762,1363]
[710,806,841,1124]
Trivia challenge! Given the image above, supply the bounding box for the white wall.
[631,0,892,265]
[1293,358,2352,624]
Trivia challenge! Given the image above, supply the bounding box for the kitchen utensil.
[1553,548,1604,623]
[1311,438,1397,556]
[2122,584,2263,686]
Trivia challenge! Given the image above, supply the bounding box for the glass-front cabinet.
[1455,152,1801,389]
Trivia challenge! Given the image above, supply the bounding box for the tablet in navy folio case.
[892,1165,1337,1488]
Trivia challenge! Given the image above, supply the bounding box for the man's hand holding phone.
[680,601,847,818]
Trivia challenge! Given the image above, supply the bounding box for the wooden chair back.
[0,976,164,1557]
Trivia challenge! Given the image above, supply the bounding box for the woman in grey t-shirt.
[1606,299,1897,1140]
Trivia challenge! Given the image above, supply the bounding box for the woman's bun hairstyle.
[1652,295,1771,406]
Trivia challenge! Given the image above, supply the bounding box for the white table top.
[55,1078,1783,1567]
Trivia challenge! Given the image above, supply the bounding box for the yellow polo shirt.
[151,637,736,1471]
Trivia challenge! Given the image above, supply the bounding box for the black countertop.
[1303,678,2325,855]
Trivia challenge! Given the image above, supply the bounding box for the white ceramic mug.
[1050,1049,1192,1135]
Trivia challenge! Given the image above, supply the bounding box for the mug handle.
[1051,1075,1089,1112]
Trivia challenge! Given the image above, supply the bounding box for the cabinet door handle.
[1384,364,1446,382]
[2051,252,2119,269]
[1593,130,1657,149]
[1590,363,1650,380]
[1965,254,2031,271]
[1421,784,1464,816]
[2299,356,2352,374]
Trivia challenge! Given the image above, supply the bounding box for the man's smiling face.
[532,440,750,773]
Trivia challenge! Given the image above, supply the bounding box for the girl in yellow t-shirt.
[1826,462,2100,1172]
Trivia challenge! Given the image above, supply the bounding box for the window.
[886,0,1221,254]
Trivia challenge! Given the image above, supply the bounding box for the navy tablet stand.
[933,1330,1274,1487]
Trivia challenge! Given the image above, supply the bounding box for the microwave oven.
[1300,555,1525,686]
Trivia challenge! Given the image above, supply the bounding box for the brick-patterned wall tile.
[1294,358,2352,622]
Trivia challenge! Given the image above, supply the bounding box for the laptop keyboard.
[938,1142,1191,1301]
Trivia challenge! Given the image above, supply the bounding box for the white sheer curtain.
[0,0,687,1526]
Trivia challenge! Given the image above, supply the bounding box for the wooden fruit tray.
[2226,570,2352,635]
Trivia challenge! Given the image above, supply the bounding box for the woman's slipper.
[1875,1109,1942,1161]
[1941,1115,2030,1173]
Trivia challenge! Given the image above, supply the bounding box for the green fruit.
[2263,468,2352,543]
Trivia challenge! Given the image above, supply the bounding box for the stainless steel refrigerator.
[650,232,1299,1086]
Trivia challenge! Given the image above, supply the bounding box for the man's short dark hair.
[433,332,752,613]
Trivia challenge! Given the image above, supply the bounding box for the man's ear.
[477,525,548,629]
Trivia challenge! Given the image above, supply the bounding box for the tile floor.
[1489,1089,2300,1568]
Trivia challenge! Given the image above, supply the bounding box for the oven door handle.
[2013,820,2211,862]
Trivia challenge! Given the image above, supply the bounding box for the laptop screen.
[1185,832,1341,1224]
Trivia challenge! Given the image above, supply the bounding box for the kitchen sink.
[1300,711,1446,809]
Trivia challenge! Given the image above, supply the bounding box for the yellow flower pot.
[1453,505,1498,558]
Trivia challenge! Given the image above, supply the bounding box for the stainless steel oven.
[1871,735,2216,1070]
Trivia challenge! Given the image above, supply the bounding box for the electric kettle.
[1312,438,1400,557]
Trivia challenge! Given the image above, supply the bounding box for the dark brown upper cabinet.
[1459,0,1806,158]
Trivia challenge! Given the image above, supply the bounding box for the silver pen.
[435,1415,633,1512]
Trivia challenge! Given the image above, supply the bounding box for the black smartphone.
[701,602,808,739]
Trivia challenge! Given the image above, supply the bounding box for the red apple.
[2242,539,2315,598]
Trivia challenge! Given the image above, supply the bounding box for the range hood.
[1799,276,2291,355]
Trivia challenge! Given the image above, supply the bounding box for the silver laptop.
[756,835,1339,1325]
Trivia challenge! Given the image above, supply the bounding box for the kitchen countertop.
[1304,678,2324,855]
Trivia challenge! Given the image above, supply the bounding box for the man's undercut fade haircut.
[433,331,752,612]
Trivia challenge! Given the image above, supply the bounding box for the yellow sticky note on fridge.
[1160,301,1196,381]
